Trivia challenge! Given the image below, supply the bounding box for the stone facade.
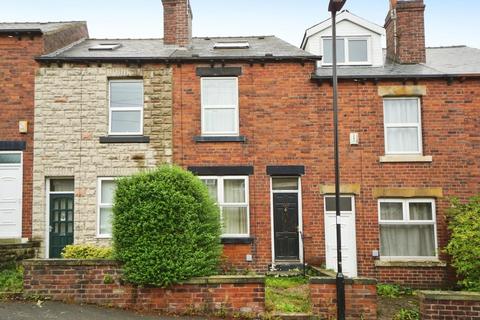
[33,64,172,256]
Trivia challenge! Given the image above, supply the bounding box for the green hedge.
[113,165,222,287]
[61,244,114,259]
[446,196,480,291]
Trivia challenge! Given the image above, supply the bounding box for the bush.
[0,264,23,293]
[113,165,222,287]
[393,308,420,320]
[61,244,114,259]
[377,283,414,298]
[445,196,480,291]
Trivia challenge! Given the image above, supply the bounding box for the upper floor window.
[383,98,422,155]
[201,77,239,136]
[200,176,249,237]
[97,178,117,238]
[322,37,370,65]
[109,80,144,135]
[379,199,437,259]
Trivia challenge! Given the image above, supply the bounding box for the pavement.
[0,300,205,320]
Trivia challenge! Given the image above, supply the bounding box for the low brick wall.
[23,259,265,316]
[310,277,378,320]
[419,291,480,319]
[375,261,448,289]
[0,242,39,268]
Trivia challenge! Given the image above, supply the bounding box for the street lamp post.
[328,1,346,319]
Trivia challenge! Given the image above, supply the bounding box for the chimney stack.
[162,0,192,47]
[385,0,426,64]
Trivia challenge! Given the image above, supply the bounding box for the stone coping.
[418,290,480,302]
[0,241,40,249]
[375,260,447,268]
[23,259,120,266]
[309,276,377,285]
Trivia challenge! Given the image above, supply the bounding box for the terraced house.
[0,21,87,246]
[28,0,479,289]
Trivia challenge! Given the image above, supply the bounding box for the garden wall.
[0,242,39,268]
[419,291,480,319]
[309,277,378,320]
[23,259,265,316]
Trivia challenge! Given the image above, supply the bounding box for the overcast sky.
[1,0,478,48]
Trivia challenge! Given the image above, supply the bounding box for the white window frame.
[383,97,423,155]
[97,177,116,238]
[108,79,144,136]
[200,77,240,136]
[199,176,249,238]
[321,36,372,66]
[378,198,438,260]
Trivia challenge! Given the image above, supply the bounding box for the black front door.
[49,194,74,258]
[273,193,299,260]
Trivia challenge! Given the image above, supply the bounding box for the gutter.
[35,55,323,64]
[0,29,43,36]
[311,73,480,81]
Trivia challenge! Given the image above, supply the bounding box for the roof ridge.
[426,45,467,49]
[0,21,86,24]
[192,35,275,39]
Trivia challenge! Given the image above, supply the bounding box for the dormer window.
[322,37,370,65]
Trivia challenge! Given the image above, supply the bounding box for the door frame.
[270,176,304,266]
[323,194,358,277]
[44,177,74,258]
[0,151,23,239]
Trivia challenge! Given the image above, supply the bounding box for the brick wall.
[162,0,192,47]
[419,291,480,319]
[33,64,173,256]
[310,277,378,320]
[376,265,449,289]
[172,60,480,287]
[22,259,265,316]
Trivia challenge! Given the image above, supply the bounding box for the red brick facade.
[172,61,480,287]
[0,23,87,239]
[23,259,265,316]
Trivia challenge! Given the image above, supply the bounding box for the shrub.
[393,308,420,320]
[0,264,23,293]
[377,283,414,298]
[61,244,114,259]
[445,196,480,291]
[113,165,222,287]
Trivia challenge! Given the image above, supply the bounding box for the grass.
[265,276,311,314]
[377,283,414,298]
[0,264,24,294]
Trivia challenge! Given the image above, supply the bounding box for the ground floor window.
[199,176,249,237]
[97,178,117,238]
[378,198,437,258]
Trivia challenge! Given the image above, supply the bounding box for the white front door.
[0,152,23,239]
[324,195,358,277]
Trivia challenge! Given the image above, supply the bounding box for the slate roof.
[312,46,480,79]
[0,22,86,34]
[37,36,319,62]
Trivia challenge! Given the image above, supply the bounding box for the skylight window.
[214,42,250,49]
[89,43,122,51]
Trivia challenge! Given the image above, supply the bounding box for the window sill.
[375,260,446,268]
[379,155,433,163]
[221,237,254,244]
[99,136,150,144]
[194,136,246,143]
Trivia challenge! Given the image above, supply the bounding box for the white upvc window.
[383,98,423,155]
[322,37,371,65]
[109,80,144,135]
[378,198,437,259]
[201,77,239,136]
[199,176,249,237]
[97,178,117,238]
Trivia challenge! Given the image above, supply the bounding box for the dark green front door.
[273,193,300,261]
[49,194,74,258]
